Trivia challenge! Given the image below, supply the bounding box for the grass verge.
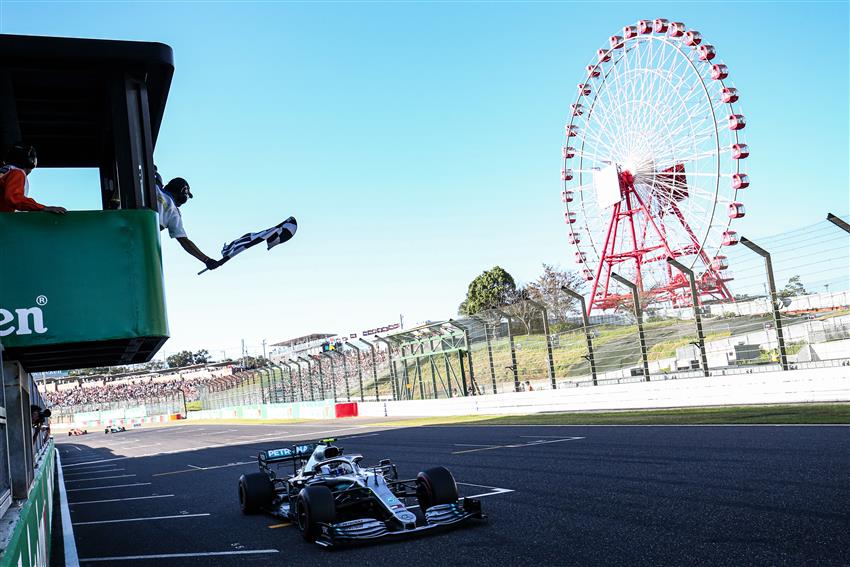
[370,404,850,426]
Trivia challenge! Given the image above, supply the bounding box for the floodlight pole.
[740,237,789,371]
[561,286,598,386]
[666,257,710,377]
[345,342,364,402]
[827,212,850,234]
[610,273,650,381]
[471,315,497,394]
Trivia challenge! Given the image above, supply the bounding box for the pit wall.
[0,439,55,567]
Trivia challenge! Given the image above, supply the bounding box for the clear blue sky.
[1,1,847,360]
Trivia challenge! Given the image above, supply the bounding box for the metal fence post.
[321,353,337,401]
[298,356,316,401]
[472,315,497,393]
[372,337,390,401]
[448,320,472,396]
[740,237,789,371]
[666,257,710,377]
[291,359,305,401]
[346,342,365,402]
[287,361,302,403]
[333,350,350,401]
[611,273,650,381]
[499,311,520,391]
[561,286,598,386]
[527,301,556,389]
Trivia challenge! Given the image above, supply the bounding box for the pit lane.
[55,421,849,566]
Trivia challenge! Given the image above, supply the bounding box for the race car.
[104,425,126,434]
[237,438,484,547]
[68,428,88,436]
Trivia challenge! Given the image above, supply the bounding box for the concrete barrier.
[357,366,850,417]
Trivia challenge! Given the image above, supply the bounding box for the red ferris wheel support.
[586,168,734,315]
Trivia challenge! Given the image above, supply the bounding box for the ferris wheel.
[562,18,748,313]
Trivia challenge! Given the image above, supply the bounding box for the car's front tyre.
[238,473,273,514]
[296,485,335,542]
[416,466,458,511]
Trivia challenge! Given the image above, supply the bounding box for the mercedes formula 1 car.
[237,438,484,547]
[104,425,126,434]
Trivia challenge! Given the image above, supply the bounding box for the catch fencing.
[198,214,850,406]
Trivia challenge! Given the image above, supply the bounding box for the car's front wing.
[315,498,485,547]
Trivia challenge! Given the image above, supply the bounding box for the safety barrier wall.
[0,439,55,567]
[356,366,850,417]
[186,400,336,421]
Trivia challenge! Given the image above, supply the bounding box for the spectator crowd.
[43,376,205,408]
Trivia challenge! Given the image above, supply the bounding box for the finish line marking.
[452,436,585,454]
[79,549,280,562]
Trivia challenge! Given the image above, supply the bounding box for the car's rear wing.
[258,438,337,470]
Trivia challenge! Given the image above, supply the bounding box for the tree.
[503,286,538,334]
[166,350,194,368]
[165,349,211,368]
[458,266,517,316]
[778,275,808,299]
[526,263,585,324]
[193,349,211,364]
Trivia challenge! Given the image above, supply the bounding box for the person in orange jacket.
[0,143,66,214]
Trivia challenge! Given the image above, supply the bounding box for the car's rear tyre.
[296,485,335,542]
[416,466,458,511]
[238,473,273,515]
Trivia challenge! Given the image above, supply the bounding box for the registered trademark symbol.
[36,295,48,306]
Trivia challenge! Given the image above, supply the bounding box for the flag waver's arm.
[178,237,221,272]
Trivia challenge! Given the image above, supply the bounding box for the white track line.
[67,483,151,492]
[63,468,125,477]
[73,513,210,526]
[70,494,175,506]
[65,475,136,483]
[452,436,585,454]
[55,450,81,567]
[152,461,255,477]
[79,549,279,562]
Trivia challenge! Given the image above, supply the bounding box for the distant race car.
[104,425,126,434]
[238,438,484,547]
[68,428,88,436]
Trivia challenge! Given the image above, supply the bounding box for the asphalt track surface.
[55,421,849,566]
